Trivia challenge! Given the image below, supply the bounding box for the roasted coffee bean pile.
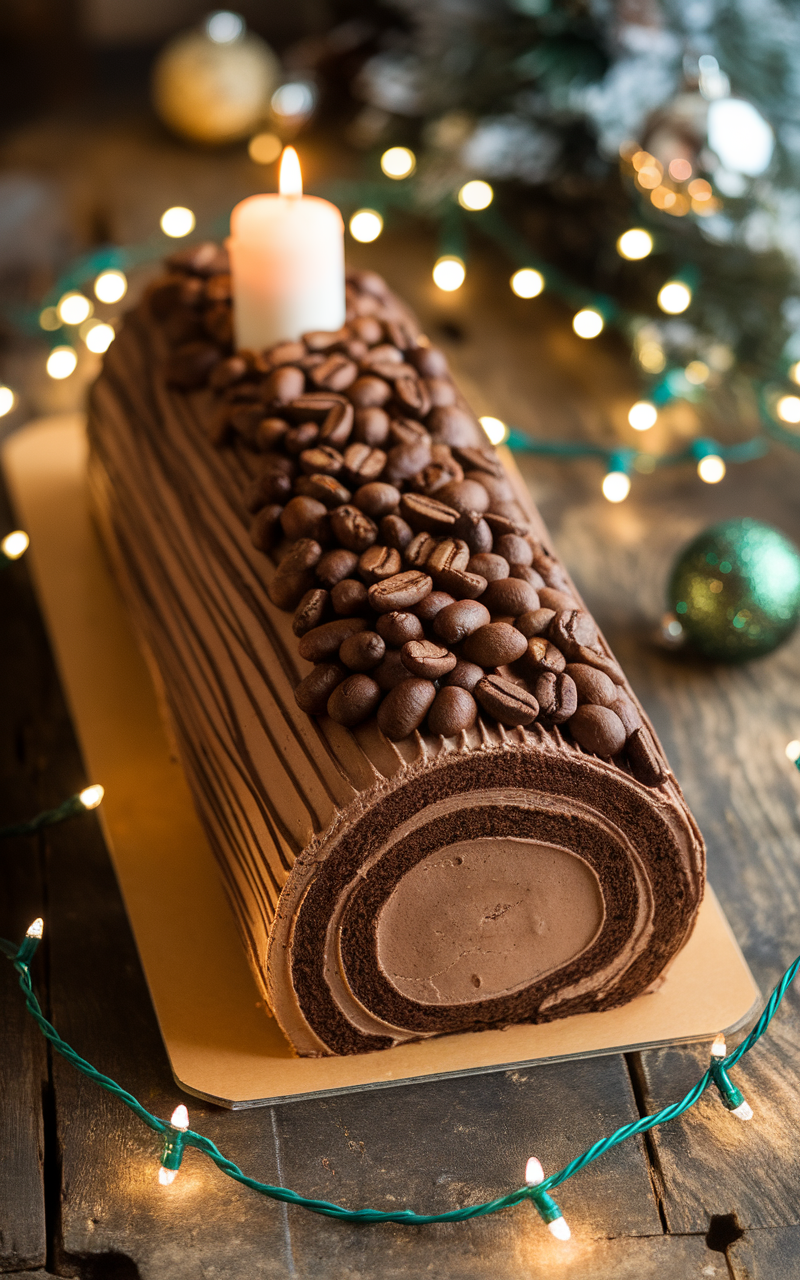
[151,243,665,786]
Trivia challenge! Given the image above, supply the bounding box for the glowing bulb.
[79,784,104,810]
[433,256,466,292]
[479,416,508,445]
[685,360,709,385]
[790,363,800,386]
[159,1104,190,1185]
[525,1157,544,1186]
[271,82,315,122]
[617,228,653,260]
[548,1216,571,1241]
[458,180,493,211]
[711,1034,727,1058]
[39,307,60,331]
[1,530,29,559]
[57,293,92,325]
[158,1167,178,1186]
[279,147,303,197]
[785,740,800,762]
[602,471,631,503]
[510,268,544,299]
[94,270,127,304]
[628,401,657,431]
[732,1100,754,1121]
[657,281,691,314]
[697,455,726,483]
[381,147,416,179]
[349,209,383,243]
[27,918,44,939]
[573,308,604,339]
[171,1105,189,1129]
[160,207,196,238]
[777,395,800,424]
[0,386,15,416]
[248,132,282,165]
[206,10,244,43]
[669,158,692,181]
[46,347,78,380]
[84,323,115,354]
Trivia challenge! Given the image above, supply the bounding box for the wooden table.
[3,158,800,1277]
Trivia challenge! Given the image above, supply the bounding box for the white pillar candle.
[227,147,346,352]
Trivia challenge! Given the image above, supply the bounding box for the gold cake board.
[2,415,761,1108]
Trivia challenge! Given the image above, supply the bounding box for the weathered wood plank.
[729,1225,800,1278]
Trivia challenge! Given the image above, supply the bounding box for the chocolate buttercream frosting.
[87,249,705,1056]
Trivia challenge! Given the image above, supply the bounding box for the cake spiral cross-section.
[87,244,705,1056]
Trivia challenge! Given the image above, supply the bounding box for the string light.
[349,209,383,243]
[380,147,416,179]
[628,401,657,431]
[206,10,243,43]
[458,180,493,211]
[248,132,282,165]
[160,207,196,238]
[0,786,104,838]
[78,784,104,810]
[271,82,316,124]
[510,268,544,298]
[1,530,29,561]
[39,306,60,331]
[602,470,631,502]
[785,740,800,765]
[709,1034,753,1120]
[433,256,466,292]
[83,322,115,354]
[789,363,800,386]
[159,1105,190,1185]
[479,416,508,445]
[697,454,726,483]
[57,293,92,326]
[93,270,127,304]
[657,281,691,314]
[46,347,78,380]
[616,228,653,260]
[524,1156,570,1241]
[669,158,692,181]
[685,360,710,385]
[0,386,15,417]
[572,308,603,339]
[777,395,800,424]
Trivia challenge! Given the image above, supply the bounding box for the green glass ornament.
[668,518,800,661]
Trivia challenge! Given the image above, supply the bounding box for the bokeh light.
[777,394,800,423]
[349,209,383,243]
[94,270,127,304]
[697,455,726,483]
[602,471,631,502]
[0,386,15,417]
[628,401,657,431]
[381,147,416,179]
[479,416,508,445]
[657,281,691,314]
[46,346,78,379]
[458,180,493,210]
[84,322,115,354]
[160,207,196,237]
[573,308,604,339]
[248,132,282,165]
[58,293,92,325]
[432,256,466,292]
[510,268,544,298]
[617,228,653,260]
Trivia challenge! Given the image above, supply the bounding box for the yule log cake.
[87,243,704,1057]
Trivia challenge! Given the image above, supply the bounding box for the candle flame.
[279,147,303,197]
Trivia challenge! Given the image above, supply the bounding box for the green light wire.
[0,792,90,839]
[3,921,798,1227]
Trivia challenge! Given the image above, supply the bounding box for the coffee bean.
[521,637,566,677]
[285,422,319,454]
[408,345,449,378]
[361,343,404,370]
[165,341,219,388]
[413,591,455,624]
[373,649,411,691]
[401,639,457,679]
[531,547,572,593]
[298,617,368,663]
[331,578,369,616]
[377,678,437,740]
[353,406,390,446]
[428,686,478,736]
[433,599,491,644]
[149,273,203,317]
[534,671,577,724]
[495,534,532,566]
[608,694,642,737]
[564,663,617,707]
[442,659,484,692]
[351,316,385,345]
[358,544,402,584]
[452,445,505,478]
[368,570,433,614]
[484,512,528,540]
[549,609,599,657]
[467,471,513,509]
[463,622,528,668]
[263,365,305,405]
[467,553,509,582]
[481,578,540,616]
[376,611,424,647]
[571,645,626,686]
[316,548,358,589]
[277,538,322,573]
[436,479,490,515]
[210,354,248,390]
[425,377,457,407]
[381,514,413,553]
[281,496,329,542]
[475,675,539,726]
[342,443,387,486]
[627,726,666,787]
[509,565,546,590]
[255,417,289,450]
[269,565,316,610]
[434,568,488,600]
[296,474,351,508]
[384,439,432,486]
[339,630,386,671]
[299,445,343,477]
[404,532,436,568]
[311,352,358,392]
[393,375,431,417]
[292,588,330,637]
[400,493,459,535]
[302,328,349,352]
[245,470,291,511]
[286,393,344,422]
[167,241,229,276]
[346,339,369,361]
[452,512,493,554]
[354,482,401,518]
[294,662,346,715]
[327,674,382,727]
[330,505,378,553]
[428,404,481,447]
[427,538,470,577]
[516,608,556,639]
[250,504,283,553]
[227,402,264,442]
[569,705,626,757]
[265,340,306,368]
[412,461,463,495]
